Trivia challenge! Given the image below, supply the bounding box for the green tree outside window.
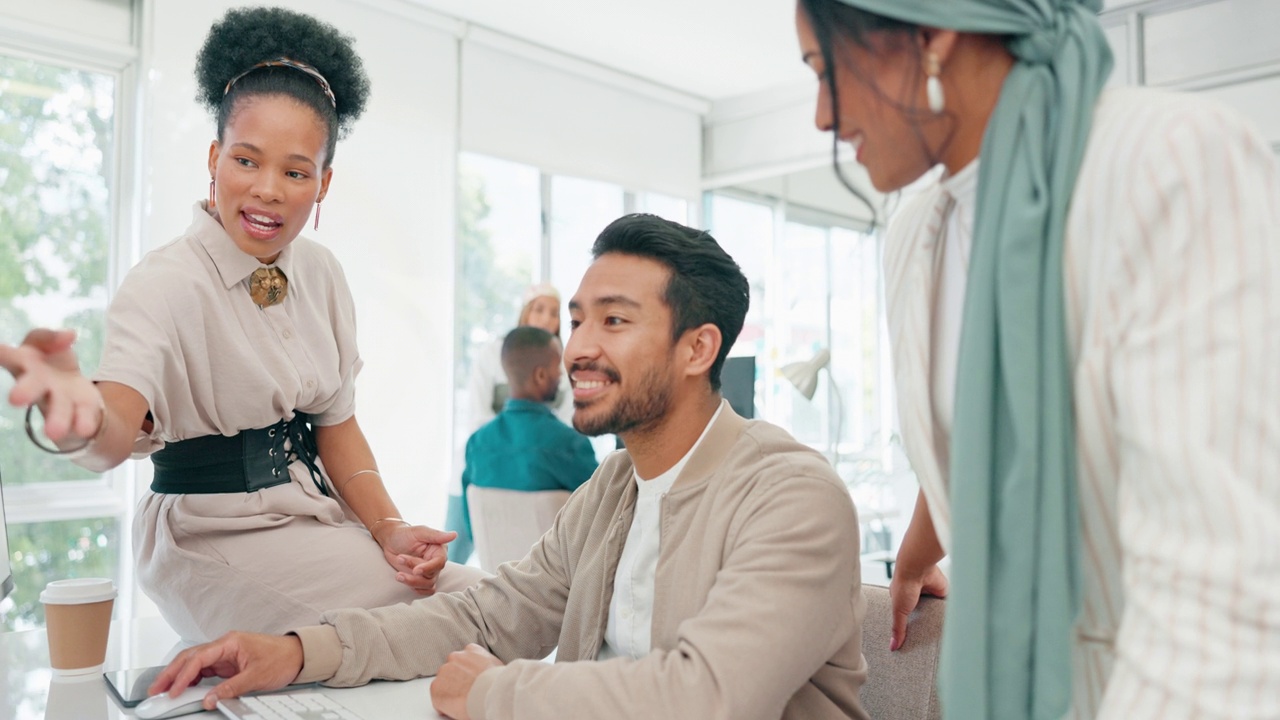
[0,54,120,632]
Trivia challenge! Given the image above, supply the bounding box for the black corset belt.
[150,413,328,496]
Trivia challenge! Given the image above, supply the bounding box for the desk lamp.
[781,348,843,464]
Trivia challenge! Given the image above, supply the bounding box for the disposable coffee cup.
[40,578,116,677]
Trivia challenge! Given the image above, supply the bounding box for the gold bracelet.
[368,517,409,535]
[339,469,381,493]
[25,399,107,457]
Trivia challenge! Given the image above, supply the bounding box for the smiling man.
[150,214,869,720]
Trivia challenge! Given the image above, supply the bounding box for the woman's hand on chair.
[888,562,948,651]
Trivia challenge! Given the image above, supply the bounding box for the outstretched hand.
[379,523,456,595]
[148,631,304,711]
[0,328,100,442]
[888,563,949,651]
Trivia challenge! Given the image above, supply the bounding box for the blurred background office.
[2,0,1279,633]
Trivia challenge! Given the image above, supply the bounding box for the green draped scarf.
[819,1,1112,717]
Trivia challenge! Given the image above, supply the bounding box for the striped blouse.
[884,86,1280,719]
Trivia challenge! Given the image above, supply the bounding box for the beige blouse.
[95,201,362,451]
[93,202,448,643]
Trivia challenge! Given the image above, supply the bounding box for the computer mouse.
[134,685,214,719]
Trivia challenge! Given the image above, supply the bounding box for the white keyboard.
[217,691,366,720]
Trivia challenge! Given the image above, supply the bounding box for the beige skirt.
[134,460,487,643]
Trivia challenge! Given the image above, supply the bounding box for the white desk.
[0,616,445,719]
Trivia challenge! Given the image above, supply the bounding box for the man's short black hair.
[590,214,749,391]
[501,325,559,389]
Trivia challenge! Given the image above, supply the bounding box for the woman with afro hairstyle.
[0,6,485,643]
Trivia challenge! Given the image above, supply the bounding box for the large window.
[0,53,127,631]
[705,193,774,435]
[453,152,692,474]
[454,152,543,431]
[547,175,625,316]
[452,158,903,559]
[707,191,903,557]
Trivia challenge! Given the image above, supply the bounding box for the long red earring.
[314,201,321,231]
[209,179,216,208]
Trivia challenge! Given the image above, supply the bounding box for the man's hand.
[430,644,505,720]
[888,563,949,651]
[379,524,455,595]
[148,632,304,711]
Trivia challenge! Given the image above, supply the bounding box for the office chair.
[859,583,944,720]
[466,486,570,573]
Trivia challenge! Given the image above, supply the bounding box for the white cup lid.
[40,578,117,605]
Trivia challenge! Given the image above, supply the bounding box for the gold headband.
[223,56,337,108]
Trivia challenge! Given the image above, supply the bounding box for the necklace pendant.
[249,267,288,308]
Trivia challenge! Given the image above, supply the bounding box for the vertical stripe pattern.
[883,86,1280,719]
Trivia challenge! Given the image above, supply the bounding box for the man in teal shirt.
[448,326,598,563]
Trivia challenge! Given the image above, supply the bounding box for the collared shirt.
[451,398,598,563]
[598,403,724,660]
[931,159,978,464]
[95,201,361,453]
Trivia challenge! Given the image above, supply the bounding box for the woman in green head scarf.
[795,1,1280,719]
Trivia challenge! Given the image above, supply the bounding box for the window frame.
[705,186,883,438]
[704,187,905,554]
[0,20,142,623]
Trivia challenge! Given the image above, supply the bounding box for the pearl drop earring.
[925,52,945,115]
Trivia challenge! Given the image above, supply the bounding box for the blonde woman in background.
[465,283,573,432]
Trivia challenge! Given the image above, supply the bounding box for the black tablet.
[103,665,166,708]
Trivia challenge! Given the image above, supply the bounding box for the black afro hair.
[195,6,371,161]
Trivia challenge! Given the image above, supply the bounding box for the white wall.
[140,0,462,524]
[703,80,827,188]
[1137,0,1280,152]
[460,31,705,199]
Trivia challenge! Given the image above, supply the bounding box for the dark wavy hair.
[798,0,950,225]
[195,6,371,167]
[591,214,749,392]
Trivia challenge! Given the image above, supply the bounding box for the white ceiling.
[407,0,813,102]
